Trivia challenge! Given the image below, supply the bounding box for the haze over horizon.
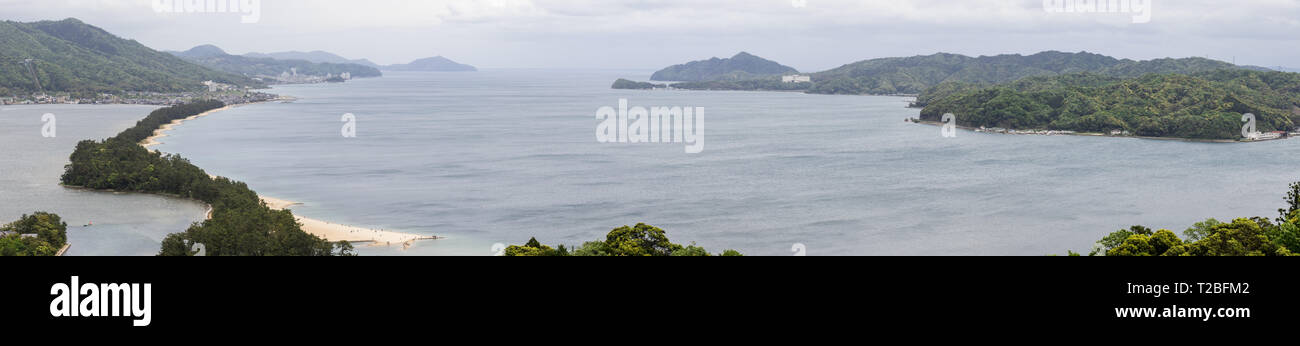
[1,0,1297,71]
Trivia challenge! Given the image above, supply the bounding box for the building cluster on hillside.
[255,70,353,84]
[2,90,277,106]
[0,79,279,106]
[1245,131,1288,141]
[782,75,811,83]
[976,126,1077,136]
[202,80,239,92]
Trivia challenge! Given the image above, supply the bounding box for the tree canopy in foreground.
[0,212,68,256]
[505,223,743,257]
[1084,182,1300,256]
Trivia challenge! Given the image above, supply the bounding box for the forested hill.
[918,70,1300,140]
[172,45,383,79]
[0,18,263,95]
[244,50,381,68]
[809,51,1263,95]
[650,52,799,82]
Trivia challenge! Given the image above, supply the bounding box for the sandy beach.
[260,196,436,246]
[140,105,231,149]
[140,101,436,247]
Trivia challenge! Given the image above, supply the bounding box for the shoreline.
[908,119,1284,144]
[138,98,437,248]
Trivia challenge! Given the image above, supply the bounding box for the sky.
[0,0,1298,71]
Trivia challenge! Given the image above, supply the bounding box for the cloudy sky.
[1,0,1298,71]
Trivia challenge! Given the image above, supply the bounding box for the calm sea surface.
[0,104,208,256]
[142,69,1300,255]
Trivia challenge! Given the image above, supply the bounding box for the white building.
[782,75,811,83]
[1247,131,1283,140]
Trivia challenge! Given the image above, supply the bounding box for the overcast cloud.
[1,0,1297,71]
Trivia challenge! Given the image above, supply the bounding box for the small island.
[383,56,477,72]
[611,78,666,90]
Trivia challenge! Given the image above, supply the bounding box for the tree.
[571,241,612,257]
[1164,218,1293,256]
[1280,182,1300,224]
[1092,225,1152,256]
[507,224,740,257]
[1183,218,1222,242]
[605,223,683,256]
[671,244,711,257]
[336,241,357,256]
[0,212,69,256]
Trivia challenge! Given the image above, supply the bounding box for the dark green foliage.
[611,78,665,90]
[0,19,263,94]
[506,223,741,257]
[0,212,68,256]
[1091,183,1300,256]
[604,223,683,256]
[60,101,338,256]
[809,51,1253,96]
[651,52,798,82]
[920,70,1300,139]
[173,45,382,79]
[1279,182,1300,224]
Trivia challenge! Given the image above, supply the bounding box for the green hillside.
[173,45,382,79]
[650,52,799,82]
[0,18,263,95]
[918,70,1300,140]
[809,51,1259,96]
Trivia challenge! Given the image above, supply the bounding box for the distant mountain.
[650,52,798,82]
[0,18,263,95]
[810,51,1260,95]
[383,56,476,72]
[171,45,382,80]
[244,50,380,68]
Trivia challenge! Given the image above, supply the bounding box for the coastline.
[139,97,437,247]
[907,119,1280,144]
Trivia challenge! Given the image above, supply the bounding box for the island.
[611,78,666,90]
[649,52,799,82]
[383,56,477,72]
